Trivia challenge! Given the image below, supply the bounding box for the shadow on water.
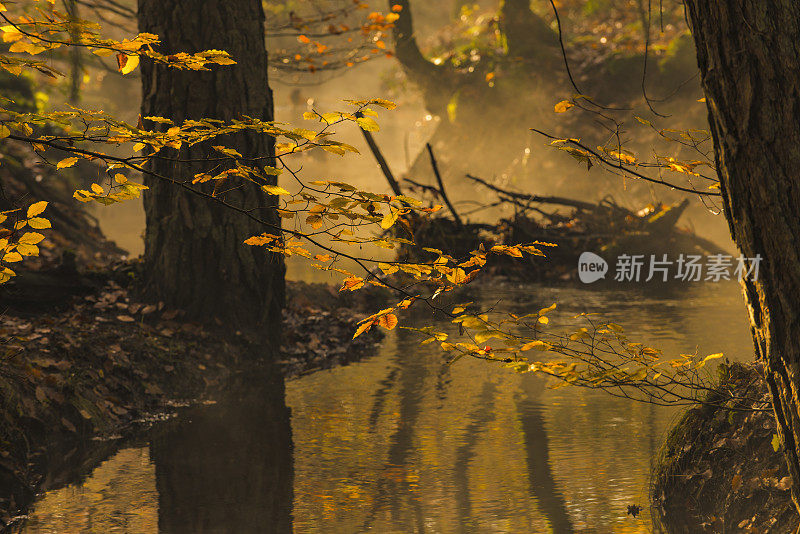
[453,379,498,533]
[360,328,578,534]
[359,333,428,533]
[517,374,576,534]
[149,368,294,534]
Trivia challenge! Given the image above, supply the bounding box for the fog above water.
[86,0,736,276]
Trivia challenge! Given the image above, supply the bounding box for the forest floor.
[0,263,386,529]
[651,362,799,533]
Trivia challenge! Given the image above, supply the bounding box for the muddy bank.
[652,363,799,533]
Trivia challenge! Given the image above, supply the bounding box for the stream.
[20,280,752,533]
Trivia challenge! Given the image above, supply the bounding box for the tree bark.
[684,0,800,512]
[138,0,284,341]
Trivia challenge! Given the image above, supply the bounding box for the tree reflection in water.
[150,367,293,533]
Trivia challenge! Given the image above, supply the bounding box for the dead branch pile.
[397,173,726,283]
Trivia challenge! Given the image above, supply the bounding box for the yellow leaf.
[292,128,317,140]
[554,100,574,113]
[27,217,51,229]
[90,183,104,194]
[26,200,47,217]
[16,243,38,256]
[244,233,279,246]
[19,232,44,245]
[447,268,467,284]
[3,251,22,262]
[356,116,380,132]
[0,267,15,283]
[262,184,290,195]
[117,53,140,75]
[57,157,79,169]
[263,166,282,176]
[378,262,399,275]
[369,98,397,110]
[114,174,128,184]
[92,47,115,57]
[701,352,724,364]
[538,303,557,315]
[538,316,549,325]
[520,340,549,351]
[0,124,9,138]
[380,209,399,229]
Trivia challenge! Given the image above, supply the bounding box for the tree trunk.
[138,0,284,341]
[499,0,558,59]
[684,0,800,512]
[390,0,454,113]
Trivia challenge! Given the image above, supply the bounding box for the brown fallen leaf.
[116,315,135,322]
[61,417,76,433]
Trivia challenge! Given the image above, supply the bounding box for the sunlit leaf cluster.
[0,200,50,283]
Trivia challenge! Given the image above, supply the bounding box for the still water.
[21,281,752,533]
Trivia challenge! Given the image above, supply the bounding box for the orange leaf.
[340,276,365,291]
[353,320,374,339]
[377,313,398,330]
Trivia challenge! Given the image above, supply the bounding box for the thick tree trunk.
[138,0,284,341]
[684,0,800,512]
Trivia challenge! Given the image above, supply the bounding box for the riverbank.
[651,362,799,533]
[0,268,385,530]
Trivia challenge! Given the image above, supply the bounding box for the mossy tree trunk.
[684,0,800,512]
[138,0,284,342]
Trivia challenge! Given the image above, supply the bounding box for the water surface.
[22,281,752,533]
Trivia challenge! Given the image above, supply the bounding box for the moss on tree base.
[652,363,799,533]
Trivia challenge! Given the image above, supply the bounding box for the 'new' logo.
[578,252,608,283]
